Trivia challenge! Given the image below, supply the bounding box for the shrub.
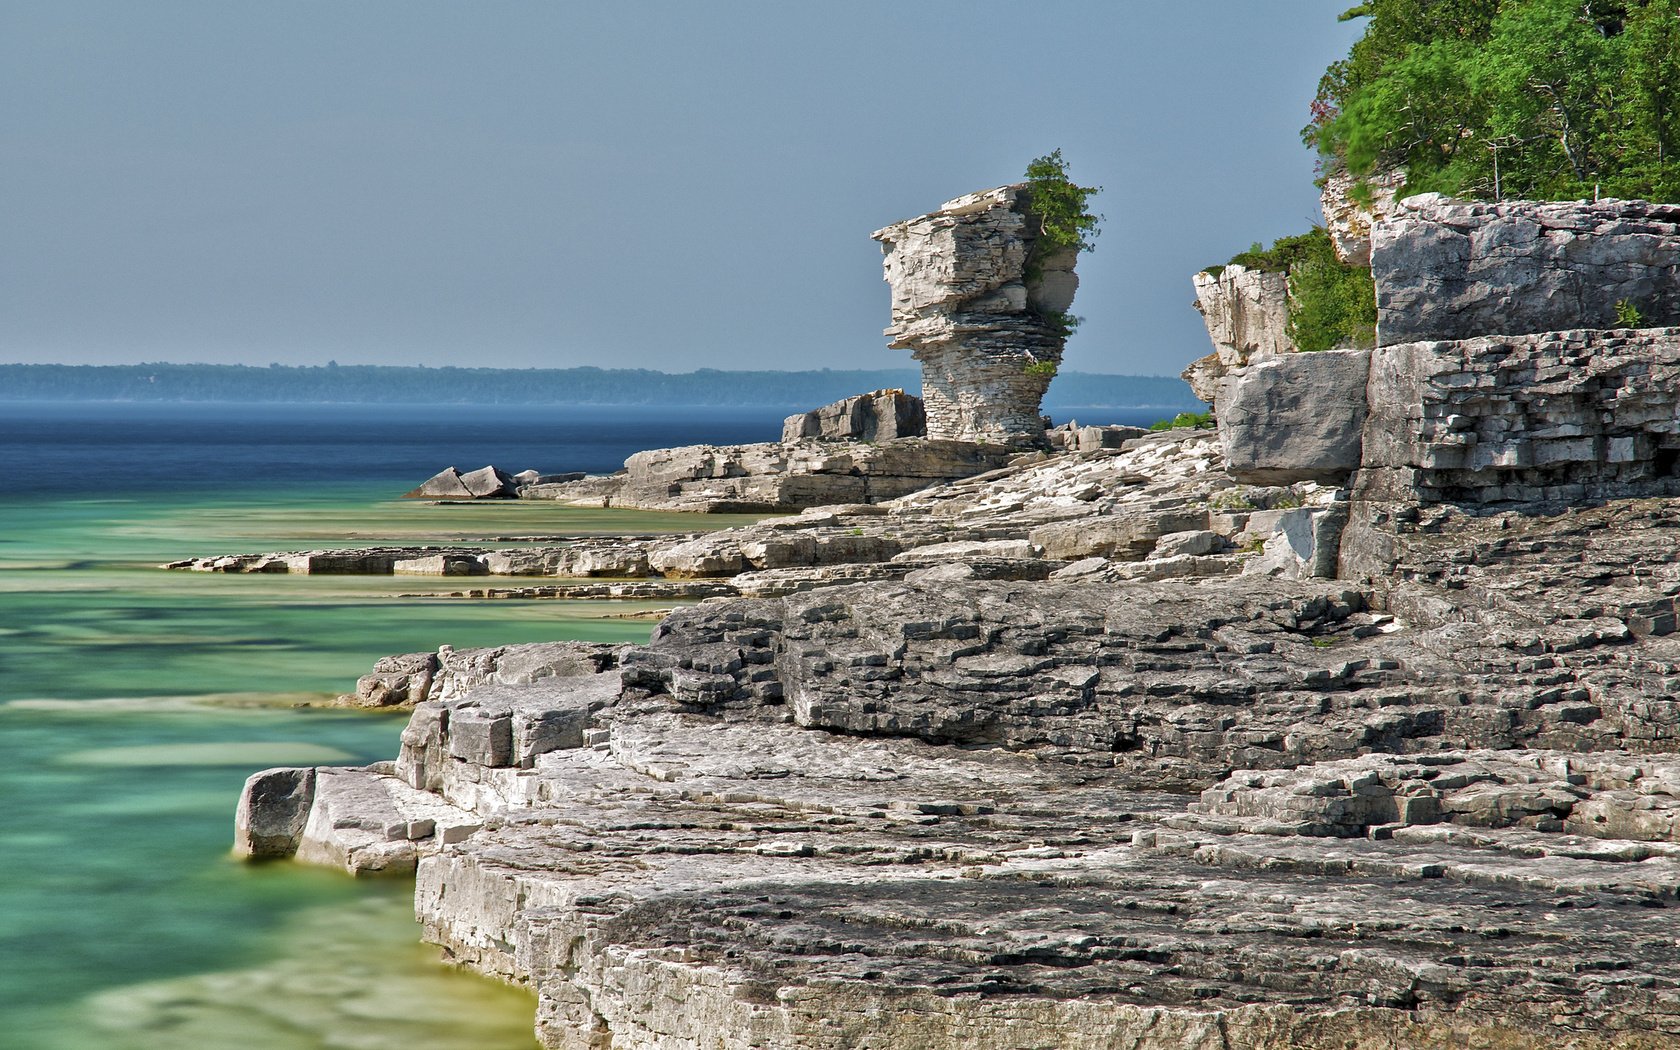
[1149,410,1215,432]
[1206,228,1376,352]
[1616,298,1645,326]
[1223,231,1331,274]
[1284,230,1377,352]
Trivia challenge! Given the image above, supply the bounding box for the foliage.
[1149,410,1215,432]
[1022,149,1103,255]
[1284,229,1378,352]
[1616,297,1646,325]
[1223,230,1338,274]
[1039,310,1083,339]
[1023,359,1060,379]
[1309,0,1680,201]
[1207,228,1377,352]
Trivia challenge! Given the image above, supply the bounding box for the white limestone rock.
[872,184,1080,446]
[1373,196,1680,345]
[1319,167,1406,268]
[1216,347,1370,485]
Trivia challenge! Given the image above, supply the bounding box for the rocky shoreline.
[219,189,1680,1047]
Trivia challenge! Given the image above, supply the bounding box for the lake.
[0,400,1166,1048]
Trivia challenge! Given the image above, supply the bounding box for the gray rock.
[352,652,439,709]
[291,766,480,875]
[1374,195,1680,345]
[403,466,474,499]
[873,185,1081,445]
[392,554,484,576]
[781,389,926,442]
[1191,264,1293,367]
[1319,167,1406,268]
[233,767,317,859]
[1216,347,1370,484]
[403,465,514,499]
[532,439,1014,513]
[1356,327,1680,506]
[459,465,514,498]
[1046,422,1146,453]
[1150,529,1225,558]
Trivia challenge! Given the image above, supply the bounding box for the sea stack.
[873,185,1079,446]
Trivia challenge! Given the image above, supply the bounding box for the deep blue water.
[0,401,801,499]
[0,400,1171,499]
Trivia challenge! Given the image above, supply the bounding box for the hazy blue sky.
[1,2,1364,377]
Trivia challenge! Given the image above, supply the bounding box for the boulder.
[352,652,440,708]
[403,467,474,499]
[404,465,515,500]
[781,389,927,443]
[233,766,317,858]
[459,465,515,498]
[1216,347,1370,485]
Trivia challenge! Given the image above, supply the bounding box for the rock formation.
[522,438,1015,513]
[241,516,1680,1045]
[404,465,519,499]
[1181,265,1293,402]
[873,186,1079,446]
[1215,347,1370,485]
[218,188,1680,1049]
[1185,169,1402,405]
[780,389,925,443]
[1319,167,1406,268]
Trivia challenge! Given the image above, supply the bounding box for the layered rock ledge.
[224,190,1680,1048]
[243,519,1680,1046]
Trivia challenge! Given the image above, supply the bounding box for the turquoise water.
[0,403,777,1048]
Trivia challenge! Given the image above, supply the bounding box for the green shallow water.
[0,482,762,1048]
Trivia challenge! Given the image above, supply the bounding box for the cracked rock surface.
[243,499,1680,1046]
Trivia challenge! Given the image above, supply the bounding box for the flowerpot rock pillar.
[873,185,1079,446]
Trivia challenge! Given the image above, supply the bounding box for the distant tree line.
[0,363,1200,410]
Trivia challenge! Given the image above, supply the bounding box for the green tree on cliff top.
[1308,0,1680,201]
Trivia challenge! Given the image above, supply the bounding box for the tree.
[1022,150,1102,254]
[1309,0,1680,202]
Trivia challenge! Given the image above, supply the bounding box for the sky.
[0,2,1366,378]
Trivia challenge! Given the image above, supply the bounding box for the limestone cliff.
[1374,196,1680,345]
[1182,265,1294,402]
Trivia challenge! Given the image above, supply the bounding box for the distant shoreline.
[0,363,1202,412]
